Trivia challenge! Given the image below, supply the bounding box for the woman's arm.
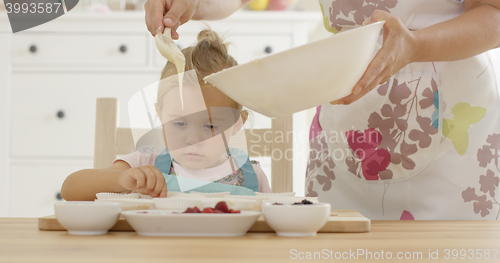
[145,0,252,37]
[61,161,167,201]
[413,1,500,62]
[336,0,500,105]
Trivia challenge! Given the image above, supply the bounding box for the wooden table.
[1,218,500,262]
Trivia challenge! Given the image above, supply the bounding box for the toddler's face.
[157,82,241,170]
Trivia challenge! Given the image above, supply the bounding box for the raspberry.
[202,207,214,213]
[180,201,240,214]
[183,207,197,213]
[183,207,202,213]
[214,201,229,213]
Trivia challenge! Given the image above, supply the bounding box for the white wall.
[0,34,11,217]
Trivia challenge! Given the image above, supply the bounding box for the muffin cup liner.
[153,198,203,210]
[167,191,185,198]
[171,193,206,199]
[95,198,153,211]
[189,191,230,198]
[139,194,153,200]
[224,195,268,211]
[96,192,141,200]
[224,198,256,211]
[255,192,296,197]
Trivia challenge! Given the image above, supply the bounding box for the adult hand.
[145,0,200,39]
[332,10,418,105]
[118,165,168,198]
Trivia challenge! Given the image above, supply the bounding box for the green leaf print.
[319,2,338,33]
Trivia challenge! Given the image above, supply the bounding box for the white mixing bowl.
[205,21,384,118]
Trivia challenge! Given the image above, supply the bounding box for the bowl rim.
[152,198,203,203]
[261,201,331,208]
[203,21,385,118]
[204,21,385,79]
[121,209,261,217]
[262,200,332,210]
[54,201,122,207]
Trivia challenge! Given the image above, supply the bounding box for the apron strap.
[154,148,173,174]
[230,147,259,192]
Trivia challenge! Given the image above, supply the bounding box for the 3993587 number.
[5,3,61,14]
[443,249,499,260]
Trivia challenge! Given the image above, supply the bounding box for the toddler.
[61,29,272,201]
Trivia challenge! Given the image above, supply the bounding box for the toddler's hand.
[118,165,167,198]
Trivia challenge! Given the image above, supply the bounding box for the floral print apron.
[307,0,500,220]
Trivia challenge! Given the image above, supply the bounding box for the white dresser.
[0,11,321,217]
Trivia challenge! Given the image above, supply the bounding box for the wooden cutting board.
[38,210,370,233]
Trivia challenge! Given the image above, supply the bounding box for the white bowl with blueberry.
[261,200,331,237]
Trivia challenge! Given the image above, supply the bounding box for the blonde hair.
[158,29,242,111]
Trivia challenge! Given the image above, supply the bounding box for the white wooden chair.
[93,97,293,192]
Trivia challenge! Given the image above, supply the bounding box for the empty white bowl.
[261,202,331,236]
[54,201,121,235]
[205,21,384,118]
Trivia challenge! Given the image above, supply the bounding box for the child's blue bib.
[154,148,259,195]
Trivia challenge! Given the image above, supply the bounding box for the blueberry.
[301,199,313,205]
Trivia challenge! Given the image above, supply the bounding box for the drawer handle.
[29,45,37,53]
[56,192,63,200]
[56,110,65,119]
[119,45,127,53]
[264,46,273,54]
